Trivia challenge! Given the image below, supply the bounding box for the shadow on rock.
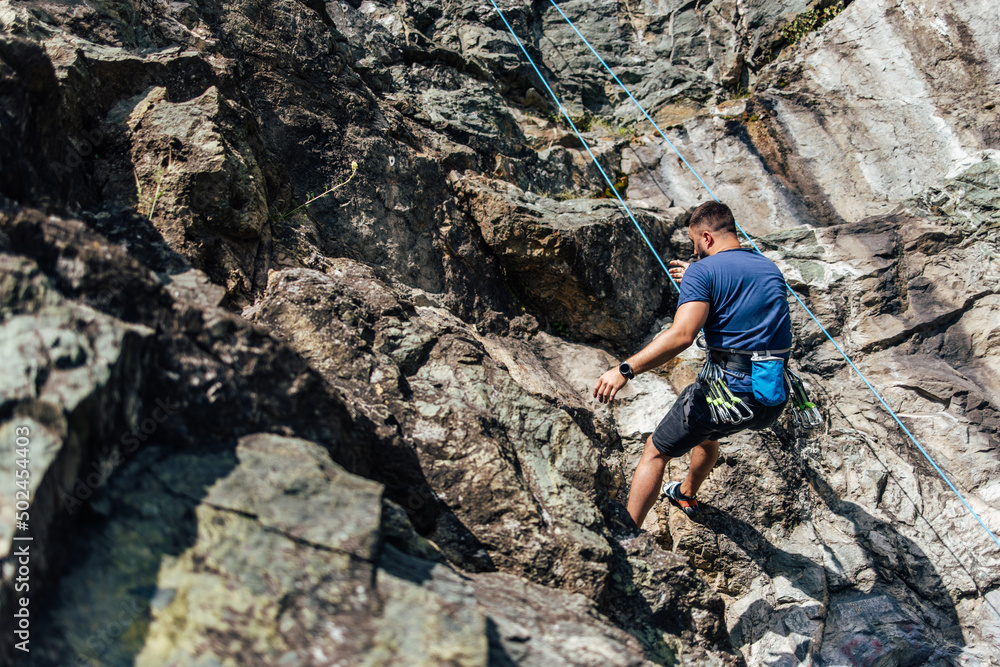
[601,498,742,665]
[29,433,474,666]
[28,442,241,666]
[695,431,966,666]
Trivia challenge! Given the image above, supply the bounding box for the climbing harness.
[699,347,798,425]
[488,0,1000,551]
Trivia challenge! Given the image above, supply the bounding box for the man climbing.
[593,201,792,528]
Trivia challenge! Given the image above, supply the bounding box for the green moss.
[593,171,629,200]
[779,1,845,47]
[545,111,638,139]
[551,321,571,338]
[592,115,637,138]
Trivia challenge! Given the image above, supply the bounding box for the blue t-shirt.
[678,248,792,388]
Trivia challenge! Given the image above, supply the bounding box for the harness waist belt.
[708,346,791,357]
[709,351,753,374]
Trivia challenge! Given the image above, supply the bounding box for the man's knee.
[643,435,670,460]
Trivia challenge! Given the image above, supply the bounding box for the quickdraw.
[698,358,755,425]
[786,368,823,428]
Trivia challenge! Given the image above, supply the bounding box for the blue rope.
[544,0,1000,552]
[547,0,722,202]
[485,0,680,295]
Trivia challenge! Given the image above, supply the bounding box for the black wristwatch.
[619,362,635,380]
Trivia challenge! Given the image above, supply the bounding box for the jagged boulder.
[245,263,620,595]
[452,175,676,348]
[133,434,487,666]
[126,85,269,295]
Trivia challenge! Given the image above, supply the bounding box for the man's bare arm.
[593,301,710,404]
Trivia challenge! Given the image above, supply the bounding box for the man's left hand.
[594,368,627,404]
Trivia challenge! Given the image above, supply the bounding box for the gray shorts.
[650,381,787,457]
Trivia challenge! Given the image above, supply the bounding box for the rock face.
[453,175,676,346]
[1,0,998,665]
[757,0,1000,222]
[127,85,270,294]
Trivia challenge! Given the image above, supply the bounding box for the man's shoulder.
[716,248,781,272]
[685,250,782,286]
[690,252,737,272]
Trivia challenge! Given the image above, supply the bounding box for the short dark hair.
[688,201,737,236]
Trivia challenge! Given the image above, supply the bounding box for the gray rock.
[246,264,617,597]
[452,175,675,348]
[0,263,152,667]
[756,0,1000,222]
[473,572,654,667]
[3,0,1000,664]
[126,85,269,298]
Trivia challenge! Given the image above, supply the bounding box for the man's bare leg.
[627,435,670,528]
[680,439,720,498]
[627,437,721,528]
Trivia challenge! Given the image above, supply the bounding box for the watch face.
[619,363,634,379]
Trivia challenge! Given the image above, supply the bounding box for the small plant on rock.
[779,1,845,47]
[594,172,629,199]
[729,84,753,100]
[552,321,572,338]
[136,149,174,220]
[276,160,359,222]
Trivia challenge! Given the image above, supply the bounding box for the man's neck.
[708,242,742,256]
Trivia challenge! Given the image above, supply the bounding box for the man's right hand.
[593,368,627,404]
[668,259,690,283]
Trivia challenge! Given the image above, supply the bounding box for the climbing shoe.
[663,481,700,517]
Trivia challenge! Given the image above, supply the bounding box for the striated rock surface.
[0,0,998,665]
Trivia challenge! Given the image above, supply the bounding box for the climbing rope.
[537,0,1000,552]
[485,0,680,295]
